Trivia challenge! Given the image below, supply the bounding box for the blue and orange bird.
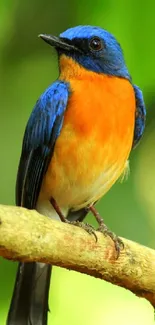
[7,26,146,325]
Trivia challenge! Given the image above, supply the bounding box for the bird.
[7,25,146,325]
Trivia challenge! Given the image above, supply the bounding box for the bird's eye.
[89,37,103,51]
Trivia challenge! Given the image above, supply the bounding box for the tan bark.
[0,204,155,306]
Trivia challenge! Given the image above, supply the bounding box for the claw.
[97,223,124,258]
[89,205,124,258]
[66,220,98,241]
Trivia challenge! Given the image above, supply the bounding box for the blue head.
[39,25,131,80]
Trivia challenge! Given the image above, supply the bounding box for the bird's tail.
[7,262,51,325]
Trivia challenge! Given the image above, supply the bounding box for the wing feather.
[16,81,70,209]
[132,84,146,149]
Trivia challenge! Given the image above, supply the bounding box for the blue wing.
[16,81,70,209]
[132,84,146,149]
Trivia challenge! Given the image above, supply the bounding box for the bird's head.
[39,25,131,80]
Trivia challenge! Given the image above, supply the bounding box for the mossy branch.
[0,204,155,306]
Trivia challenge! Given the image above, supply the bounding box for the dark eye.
[89,37,103,51]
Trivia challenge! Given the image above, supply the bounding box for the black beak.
[39,34,79,52]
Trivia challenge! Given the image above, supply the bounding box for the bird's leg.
[50,197,66,222]
[50,197,97,240]
[89,205,124,257]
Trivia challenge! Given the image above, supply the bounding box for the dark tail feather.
[7,262,51,325]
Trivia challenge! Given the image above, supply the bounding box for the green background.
[0,1,155,324]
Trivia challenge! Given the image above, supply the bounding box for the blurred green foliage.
[0,0,155,324]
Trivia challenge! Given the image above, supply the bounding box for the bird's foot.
[97,221,124,258]
[89,205,124,258]
[50,197,97,239]
[51,196,123,257]
[65,220,97,241]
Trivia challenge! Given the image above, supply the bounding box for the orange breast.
[39,56,136,210]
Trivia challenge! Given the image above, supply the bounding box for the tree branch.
[0,204,155,307]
